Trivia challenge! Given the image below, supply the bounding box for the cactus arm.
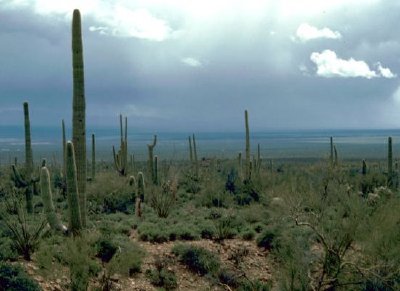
[40,166,68,233]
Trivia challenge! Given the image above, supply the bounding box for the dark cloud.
[0,1,400,131]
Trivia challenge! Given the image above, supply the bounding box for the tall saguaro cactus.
[244,110,251,182]
[91,133,95,180]
[112,114,128,176]
[192,134,199,176]
[188,136,193,162]
[72,9,87,226]
[329,136,334,167]
[388,136,393,188]
[147,135,157,184]
[66,141,82,236]
[12,102,39,213]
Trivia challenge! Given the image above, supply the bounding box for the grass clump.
[145,256,177,290]
[0,262,41,291]
[172,244,220,276]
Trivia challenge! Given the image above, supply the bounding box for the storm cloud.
[0,0,400,131]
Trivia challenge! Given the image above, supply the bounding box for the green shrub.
[172,244,220,276]
[95,237,118,263]
[145,256,177,290]
[107,238,144,276]
[0,262,41,291]
[256,228,280,250]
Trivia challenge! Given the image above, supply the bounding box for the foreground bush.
[0,262,41,291]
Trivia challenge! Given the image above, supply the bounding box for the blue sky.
[1,0,400,131]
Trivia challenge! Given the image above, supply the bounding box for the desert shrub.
[107,238,144,276]
[240,228,256,241]
[0,262,41,291]
[145,256,177,290]
[256,227,281,250]
[86,172,134,214]
[95,237,118,263]
[0,236,18,261]
[148,181,176,218]
[213,214,238,242]
[233,180,260,205]
[1,200,47,261]
[172,244,220,276]
[138,222,169,243]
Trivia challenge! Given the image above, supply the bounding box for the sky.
[1,0,400,131]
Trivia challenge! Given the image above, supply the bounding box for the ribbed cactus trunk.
[62,119,66,178]
[244,110,251,182]
[112,115,128,176]
[40,166,67,233]
[154,155,158,185]
[192,134,199,177]
[362,159,367,175]
[66,142,82,236]
[361,159,368,197]
[388,136,393,188]
[91,134,95,181]
[23,102,34,213]
[333,145,338,167]
[72,9,86,227]
[188,136,193,162]
[330,136,334,167]
[137,172,145,201]
[147,135,157,184]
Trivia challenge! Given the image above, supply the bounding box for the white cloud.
[2,0,176,42]
[376,62,397,78]
[181,57,202,67]
[295,23,341,42]
[310,50,395,79]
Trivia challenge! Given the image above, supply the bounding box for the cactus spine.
[137,172,145,201]
[147,135,157,184]
[66,141,82,236]
[244,110,251,181]
[91,133,95,180]
[388,136,393,187]
[40,166,67,233]
[72,9,87,227]
[112,115,128,176]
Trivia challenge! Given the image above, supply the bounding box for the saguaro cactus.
[62,119,66,178]
[333,145,338,167]
[188,136,193,162]
[12,102,39,213]
[112,115,128,176]
[72,9,87,227]
[40,166,67,233]
[329,136,334,167]
[91,133,95,180]
[147,135,157,184]
[192,134,199,176]
[388,136,393,187]
[137,172,145,201]
[154,155,159,185]
[66,141,82,236]
[244,110,251,181]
